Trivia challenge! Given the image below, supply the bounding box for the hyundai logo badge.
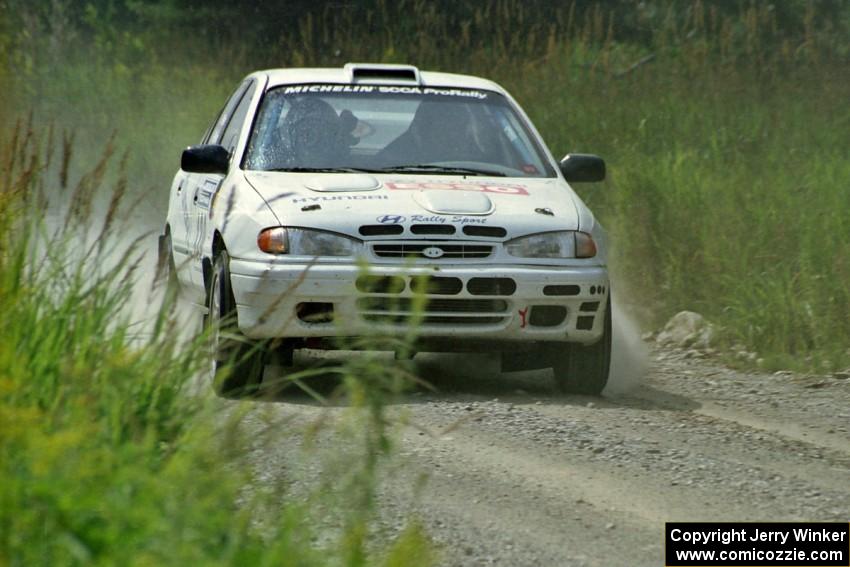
[422,246,444,259]
[376,214,405,224]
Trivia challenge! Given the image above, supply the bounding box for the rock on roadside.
[657,311,715,350]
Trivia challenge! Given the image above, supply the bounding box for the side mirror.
[559,153,605,183]
[181,144,230,175]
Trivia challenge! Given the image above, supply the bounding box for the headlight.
[505,231,596,258]
[257,227,362,256]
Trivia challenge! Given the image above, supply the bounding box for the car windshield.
[243,85,555,178]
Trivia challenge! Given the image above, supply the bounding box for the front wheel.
[552,298,612,395]
[206,250,266,398]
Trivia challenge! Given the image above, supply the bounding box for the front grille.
[358,297,507,313]
[359,224,403,236]
[410,276,463,295]
[372,243,493,259]
[463,226,507,238]
[357,296,508,326]
[411,224,456,235]
[543,284,580,296]
[355,275,406,294]
[467,277,516,296]
[363,314,505,325]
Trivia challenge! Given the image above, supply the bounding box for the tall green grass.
[511,24,850,370]
[10,1,850,369]
[9,0,849,370]
[0,127,433,565]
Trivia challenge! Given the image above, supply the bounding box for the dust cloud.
[605,299,649,395]
[124,236,201,343]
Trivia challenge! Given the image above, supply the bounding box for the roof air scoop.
[344,63,422,85]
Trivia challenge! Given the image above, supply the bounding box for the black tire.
[552,298,612,395]
[206,250,265,398]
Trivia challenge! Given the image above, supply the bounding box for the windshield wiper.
[376,164,507,177]
[265,167,381,173]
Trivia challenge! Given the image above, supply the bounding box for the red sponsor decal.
[385,181,529,196]
[518,307,529,329]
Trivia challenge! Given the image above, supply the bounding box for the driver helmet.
[279,97,344,167]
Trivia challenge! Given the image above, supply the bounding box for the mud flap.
[155,233,169,283]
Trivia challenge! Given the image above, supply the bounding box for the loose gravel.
[240,344,850,566]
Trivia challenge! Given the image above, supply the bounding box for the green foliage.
[380,522,435,567]
[6,0,849,62]
[517,52,850,369]
[0,127,432,565]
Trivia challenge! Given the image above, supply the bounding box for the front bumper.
[229,258,609,345]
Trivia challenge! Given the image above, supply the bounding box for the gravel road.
[136,238,849,565]
[240,331,850,567]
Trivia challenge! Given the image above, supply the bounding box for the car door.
[179,79,253,289]
[191,79,259,288]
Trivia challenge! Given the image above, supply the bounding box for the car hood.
[243,171,583,239]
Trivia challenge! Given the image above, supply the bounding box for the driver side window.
[202,80,251,145]
[220,81,257,155]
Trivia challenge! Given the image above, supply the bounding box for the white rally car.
[160,63,611,397]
